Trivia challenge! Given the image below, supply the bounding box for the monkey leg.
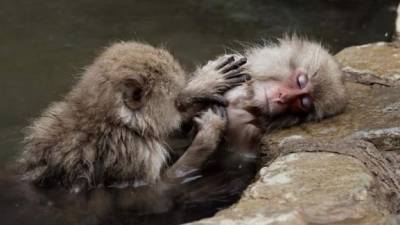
[164,106,227,182]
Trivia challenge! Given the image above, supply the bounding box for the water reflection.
[1,150,258,225]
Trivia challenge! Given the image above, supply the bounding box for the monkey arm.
[176,55,250,121]
[164,106,227,182]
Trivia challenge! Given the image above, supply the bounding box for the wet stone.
[336,42,400,86]
[351,127,400,152]
[188,153,397,225]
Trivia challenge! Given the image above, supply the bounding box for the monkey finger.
[221,57,247,73]
[192,94,228,106]
[226,74,251,86]
[215,56,235,70]
[223,68,246,79]
[193,116,202,126]
[211,105,227,119]
[211,105,224,116]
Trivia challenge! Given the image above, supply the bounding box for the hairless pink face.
[251,68,313,117]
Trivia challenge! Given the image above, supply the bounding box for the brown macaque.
[18,41,249,193]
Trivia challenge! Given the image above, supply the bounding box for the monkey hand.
[194,105,227,144]
[202,54,251,92]
[177,55,250,113]
[196,54,250,102]
[164,105,227,181]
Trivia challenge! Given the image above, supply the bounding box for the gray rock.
[189,152,396,225]
[336,42,400,86]
[351,127,400,152]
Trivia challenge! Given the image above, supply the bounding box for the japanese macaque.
[165,37,347,182]
[18,41,249,193]
[223,37,347,151]
[160,38,347,213]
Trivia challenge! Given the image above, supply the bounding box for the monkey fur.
[18,41,248,192]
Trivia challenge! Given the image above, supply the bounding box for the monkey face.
[226,70,312,120]
[82,41,186,138]
[225,37,346,132]
[244,37,346,124]
[115,68,185,138]
[251,69,313,118]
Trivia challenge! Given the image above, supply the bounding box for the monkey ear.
[121,78,148,110]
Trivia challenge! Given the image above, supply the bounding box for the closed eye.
[297,73,308,89]
[300,96,313,111]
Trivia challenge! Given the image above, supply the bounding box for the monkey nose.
[276,88,305,104]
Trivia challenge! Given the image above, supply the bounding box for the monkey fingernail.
[230,57,247,68]
[216,56,235,70]
[236,57,247,66]
[192,95,228,106]
[236,73,251,81]
[210,95,228,106]
[221,57,247,73]
[224,68,245,78]
[227,74,251,86]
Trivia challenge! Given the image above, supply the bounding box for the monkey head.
[226,37,347,132]
[68,42,186,138]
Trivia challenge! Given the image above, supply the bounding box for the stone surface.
[187,42,400,225]
[336,42,400,86]
[189,153,396,225]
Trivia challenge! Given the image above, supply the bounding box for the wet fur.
[19,42,186,188]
